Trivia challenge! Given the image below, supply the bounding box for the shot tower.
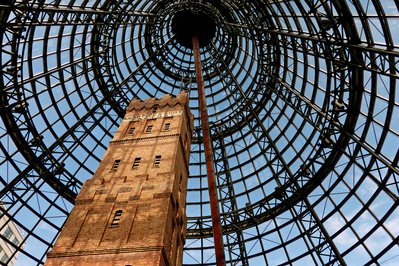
[45,92,193,266]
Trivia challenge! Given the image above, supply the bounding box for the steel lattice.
[1,0,399,265]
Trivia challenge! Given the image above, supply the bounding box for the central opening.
[172,10,216,49]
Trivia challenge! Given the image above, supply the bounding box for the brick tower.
[45,92,193,266]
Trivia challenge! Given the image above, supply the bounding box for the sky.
[1,0,399,265]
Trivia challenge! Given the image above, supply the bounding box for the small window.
[1,253,9,264]
[145,125,153,133]
[127,127,135,135]
[163,123,170,131]
[4,227,12,239]
[154,155,161,167]
[111,160,121,171]
[12,237,20,246]
[152,106,158,113]
[110,210,123,227]
[132,157,141,169]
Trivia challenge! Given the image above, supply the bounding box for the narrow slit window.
[132,157,141,169]
[110,210,123,227]
[145,125,153,133]
[163,123,170,131]
[154,155,161,167]
[127,127,135,135]
[111,160,121,171]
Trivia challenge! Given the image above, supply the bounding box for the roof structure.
[1,0,399,265]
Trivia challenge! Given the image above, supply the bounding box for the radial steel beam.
[192,34,226,266]
[213,132,248,265]
[208,37,348,265]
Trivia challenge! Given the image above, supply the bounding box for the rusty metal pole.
[192,34,226,266]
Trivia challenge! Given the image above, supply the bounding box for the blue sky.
[1,0,399,265]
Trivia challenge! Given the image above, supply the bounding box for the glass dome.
[1,0,399,265]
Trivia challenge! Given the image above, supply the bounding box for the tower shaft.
[45,93,193,266]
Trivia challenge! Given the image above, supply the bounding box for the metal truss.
[1,0,399,265]
[212,129,249,266]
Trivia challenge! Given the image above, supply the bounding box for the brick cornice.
[47,245,165,258]
[110,133,180,145]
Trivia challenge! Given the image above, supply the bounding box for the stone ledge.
[110,134,180,145]
[47,245,165,258]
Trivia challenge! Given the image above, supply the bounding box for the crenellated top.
[126,92,190,114]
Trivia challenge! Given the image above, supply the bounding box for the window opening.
[152,106,158,113]
[127,127,135,135]
[1,253,9,264]
[164,123,171,131]
[12,237,20,246]
[110,210,123,227]
[145,125,153,133]
[4,227,12,239]
[111,160,121,171]
[154,155,162,167]
[132,157,141,169]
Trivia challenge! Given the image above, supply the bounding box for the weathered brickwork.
[45,93,193,266]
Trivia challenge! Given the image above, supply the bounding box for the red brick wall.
[46,93,193,266]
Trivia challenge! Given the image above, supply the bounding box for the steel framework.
[1,0,399,265]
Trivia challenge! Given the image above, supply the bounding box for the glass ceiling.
[1,0,399,265]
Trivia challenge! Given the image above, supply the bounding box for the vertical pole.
[192,34,226,266]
